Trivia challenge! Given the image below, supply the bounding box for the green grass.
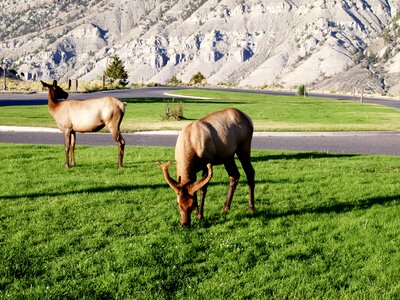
[1,90,400,131]
[1,144,400,298]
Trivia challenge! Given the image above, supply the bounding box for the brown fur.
[41,80,127,168]
[157,108,255,227]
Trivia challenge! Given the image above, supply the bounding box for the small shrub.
[163,101,184,120]
[297,84,308,96]
[365,51,378,65]
[167,75,182,86]
[189,72,206,85]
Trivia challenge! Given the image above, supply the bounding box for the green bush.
[189,72,206,85]
[163,100,184,120]
[104,55,129,86]
[167,75,182,86]
[297,84,308,96]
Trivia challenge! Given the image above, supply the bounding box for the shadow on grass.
[0,183,166,200]
[193,193,400,228]
[124,97,247,105]
[252,152,359,162]
[245,194,400,222]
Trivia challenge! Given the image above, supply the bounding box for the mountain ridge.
[1,0,400,96]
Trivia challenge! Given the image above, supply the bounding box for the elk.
[41,80,127,168]
[157,108,255,227]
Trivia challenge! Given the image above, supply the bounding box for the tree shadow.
[251,152,360,163]
[191,193,400,229]
[0,183,166,200]
[241,194,400,223]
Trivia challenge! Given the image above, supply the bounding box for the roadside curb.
[163,92,215,100]
[0,126,61,133]
[1,126,399,137]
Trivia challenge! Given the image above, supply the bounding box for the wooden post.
[69,79,79,91]
[360,86,364,103]
[2,62,6,90]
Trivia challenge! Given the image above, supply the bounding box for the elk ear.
[53,80,58,87]
[188,164,213,195]
[41,80,50,88]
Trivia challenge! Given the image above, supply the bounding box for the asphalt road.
[1,86,400,109]
[0,87,182,106]
[1,87,400,155]
[1,129,400,156]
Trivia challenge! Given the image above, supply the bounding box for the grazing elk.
[41,80,127,168]
[157,108,255,227]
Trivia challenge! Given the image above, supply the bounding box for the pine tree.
[104,55,129,86]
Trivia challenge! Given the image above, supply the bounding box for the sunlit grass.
[1,144,400,298]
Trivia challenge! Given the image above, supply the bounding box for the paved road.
[1,87,400,155]
[0,87,184,106]
[1,86,400,109]
[1,128,400,156]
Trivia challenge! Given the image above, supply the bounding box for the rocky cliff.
[1,0,400,95]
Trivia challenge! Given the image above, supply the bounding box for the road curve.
[0,87,184,106]
[1,86,400,109]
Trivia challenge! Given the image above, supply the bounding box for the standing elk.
[157,108,255,227]
[41,80,127,168]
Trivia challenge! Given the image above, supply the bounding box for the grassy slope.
[1,90,400,131]
[1,144,400,298]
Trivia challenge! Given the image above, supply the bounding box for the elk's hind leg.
[237,152,255,212]
[70,131,76,167]
[109,111,126,168]
[110,127,125,168]
[118,132,125,168]
[223,157,240,212]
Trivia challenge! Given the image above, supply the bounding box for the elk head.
[41,80,69,100]
[157,161,213,227]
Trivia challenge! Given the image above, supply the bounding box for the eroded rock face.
[1,0,400,95]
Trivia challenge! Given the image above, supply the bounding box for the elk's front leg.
[64,130,72,168]
[197,185,208,221]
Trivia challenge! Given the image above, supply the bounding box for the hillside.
[1,0,400,96]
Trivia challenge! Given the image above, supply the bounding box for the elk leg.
[197,169,209,221]
[64,130,71,168]
[119,133,125,168]
[224,158,240,212]
[111,128,125,168]
[238,154,255,212]
[70,131,76,167]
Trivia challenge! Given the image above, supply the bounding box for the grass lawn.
[1,144,400,298]
[1,90,400,131]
